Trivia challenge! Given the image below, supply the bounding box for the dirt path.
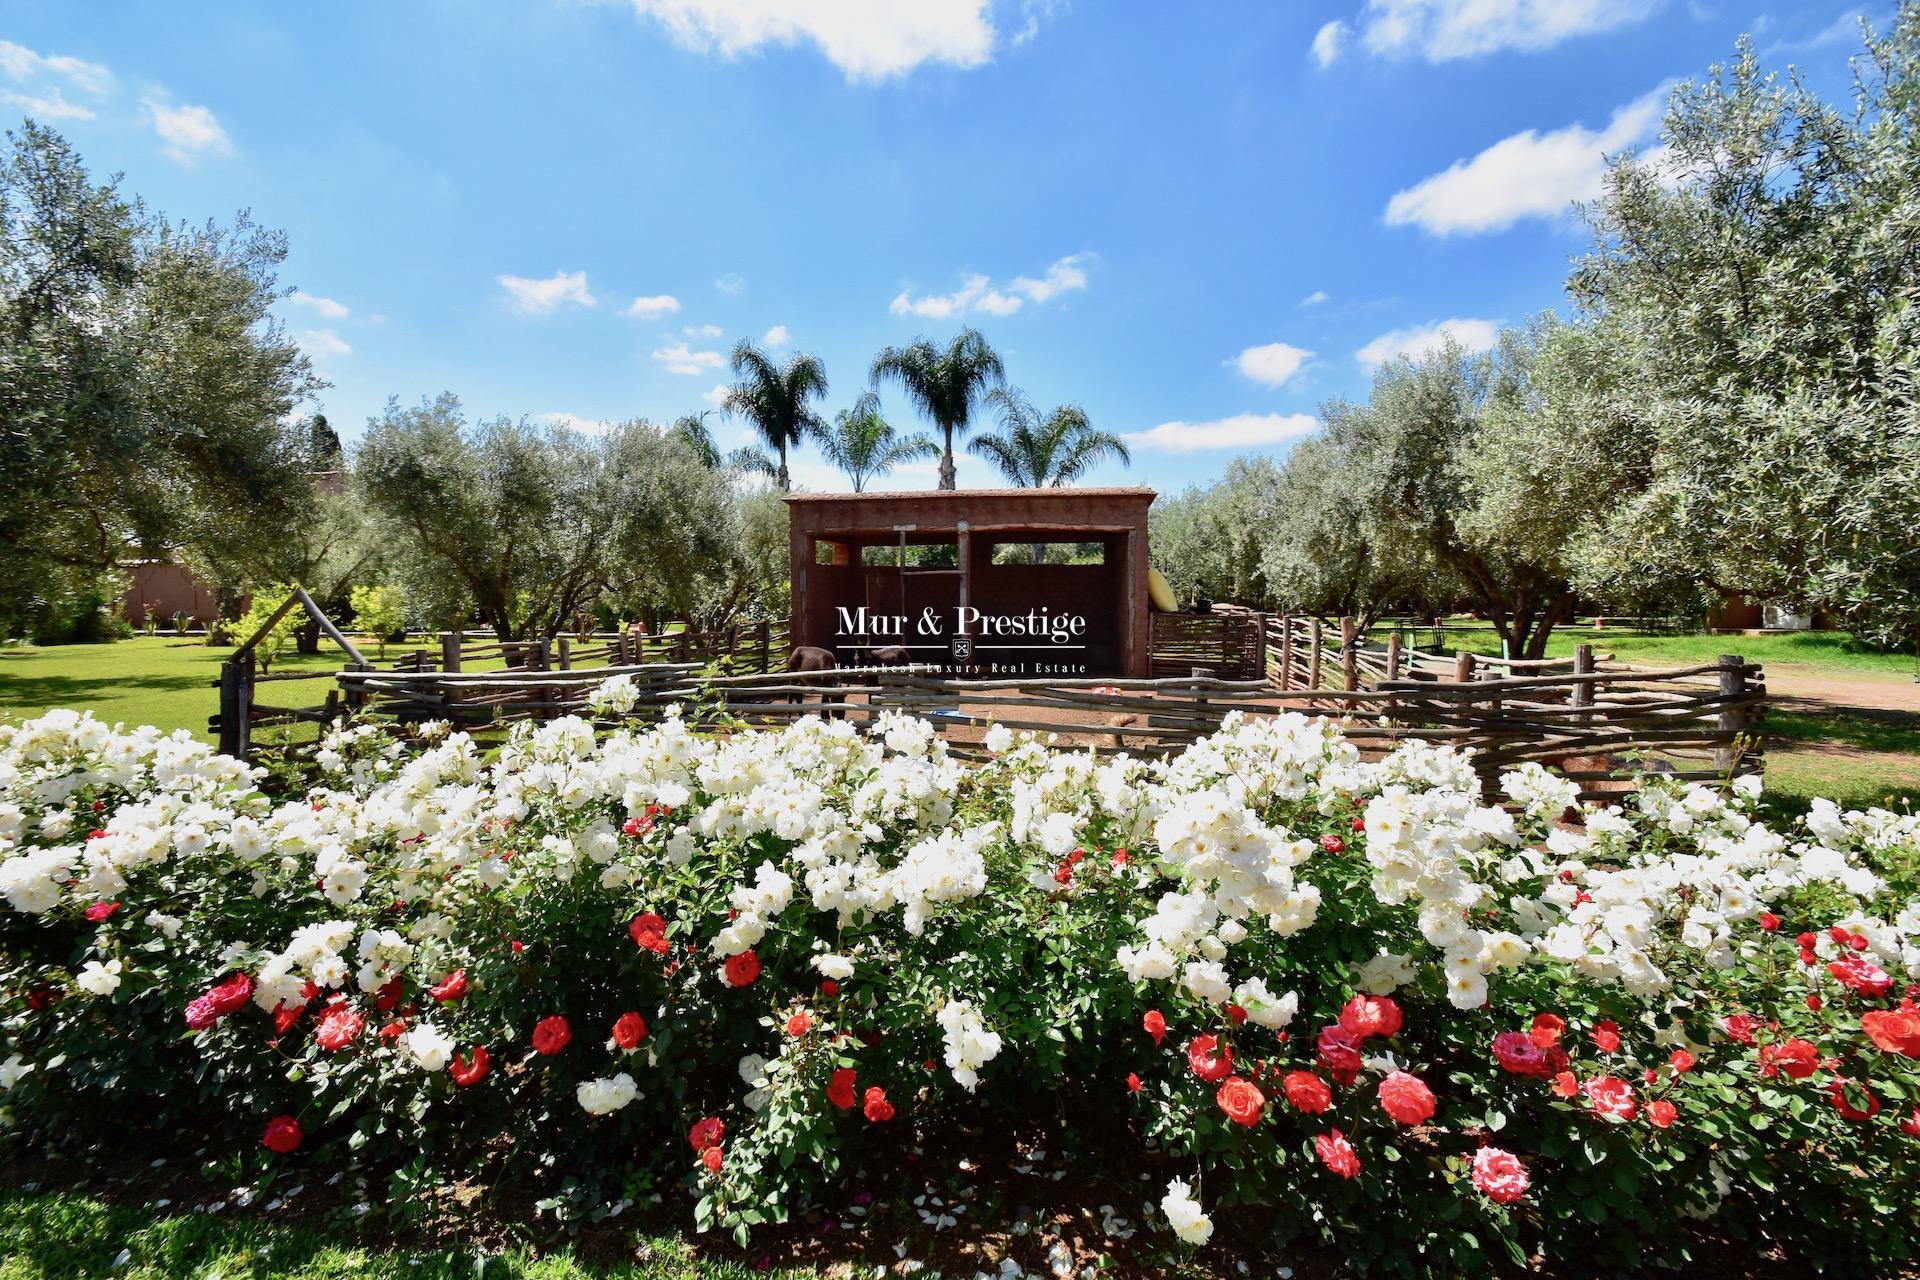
[1761,666,1920,720]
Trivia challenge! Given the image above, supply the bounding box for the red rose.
[1226,1004,1247,1027]
[701,1146,723,1173]
[689,1116,725,1152]
[378,1019,406,1040]
[1470,1147,1529,1204]
[1377,1071,1436,1126]
[786,1012,812,1038]
[1314,1128,1360,1179]
[1862,1004,1920,1057]
[1315,1025,1362,1085]
[1338,994,1402,1041]
[612,1011,648,1050]
[1901,1107,1920,1137]
[1668,1049,1695,1074]
[821,980,840,997]
[1126,1072,1143,1094]
[450,1046,489,1086]
[1584,1074,1638,1122]
[1724,1014,1758,1045]
[862,1086,895,1123]
[1319,834,1345,854]
[1590,1020,1621,1053]
[1647,1099,1678,1129]
[1491,1031,1566,1079]
[1529,1013,1566,1048]
[84,900,119,922]
[1186,1034,1233,1083]
[1807,994,1824,1012]
[262,1115,303,1154]
[1759,1038,1819,1080]
[629,912,670,955]
[723,951,761,988]
[374,976,404,1012]
[532,1015,572,1056]
[1143,1009,1167,1046]
[1758,912,1781,931]
[427,970,468,1003]
[827,1068,858,1110]
[1282,1070,1332,1115]
[1215,1076,1265,1126]
[1551,1071,1578,1099]
[1828,1077,1882,1122]
[314,1004,365,1052]
[184,972,253,1031]
[1829,952,1894,997]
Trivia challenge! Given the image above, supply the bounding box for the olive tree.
[1554,14,1920,644]
[0,122,319,638]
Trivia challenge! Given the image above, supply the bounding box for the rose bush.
[1,700,1917,1274]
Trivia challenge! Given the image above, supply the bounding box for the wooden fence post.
[1339,617,1358,693]
[557,635,572,670]
[1453,650,1475,684]
[216,654,253,759]
[1571,643,1594,726]
[1715,654,1747,775]
[1277,614,1293,690]
[440,632,462,674]
[1309,620,1324,691]
[1385,630,1402,682]
[757,619,771,674]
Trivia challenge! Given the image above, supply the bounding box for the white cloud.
[623,293,681,318]
[1011,0,1069,46]
[1234,342,1313,388]
[299,328,352,359]
[762,324,790,347]
[1,88,96,121]
[143,95,233,163]
[537,411,617,436]
[653,342,725,375]
[890,253,1090,319]
[1355,317,1500,367]
[1125,412,1320,454]
[715,272,746,294]
[683,322,723,338]
[1311,20,1348,67]
[289,290,349,320]
[625,0,996,82]
[1299,290,1330,307]
[1010,253,1091,303]
[1384,86,1666,235]
[1356,0,1661,62]
[499,270,597,314]
[702,383,731,407]
[0,40,113,95]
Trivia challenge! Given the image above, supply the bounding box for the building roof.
[784,486,1155,503]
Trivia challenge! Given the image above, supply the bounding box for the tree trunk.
[939,431,957,491]
[777,444,790,492]
[295,616,322,655]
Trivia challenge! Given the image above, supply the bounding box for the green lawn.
[1391,619,1914,677]
[0,1189,808,1280]
[0,636,514,744]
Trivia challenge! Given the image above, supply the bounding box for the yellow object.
[1147,566,1178,612]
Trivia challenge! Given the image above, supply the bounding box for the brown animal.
[786,646,844,719]
[869,645,912,666]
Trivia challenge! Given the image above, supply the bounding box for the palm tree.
[723,341,827,491]
[970,389,1132,561]
[868,328,1004,489]
[811,392,937,492]
[673,411,777,480]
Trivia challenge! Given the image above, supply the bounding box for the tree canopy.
[0,122,319,636]
[870,329,1005,490]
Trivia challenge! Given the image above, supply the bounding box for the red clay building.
[785,488,1156,678]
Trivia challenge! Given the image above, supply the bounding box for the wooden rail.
[215,604,1764,801]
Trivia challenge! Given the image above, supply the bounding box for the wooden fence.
[211,594,1764,802]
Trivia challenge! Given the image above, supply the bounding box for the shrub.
[348,584,407,657]
[0,703,1915,1276]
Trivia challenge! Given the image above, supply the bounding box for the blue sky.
[0,0,1880,493]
